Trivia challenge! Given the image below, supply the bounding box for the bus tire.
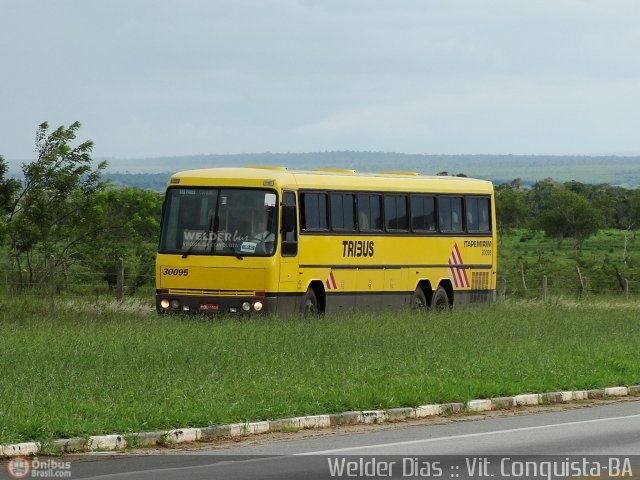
[411,288,427,310]
[431,286,450,310]
[301,288,319,316]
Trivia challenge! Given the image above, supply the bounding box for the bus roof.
[167,166,494,194]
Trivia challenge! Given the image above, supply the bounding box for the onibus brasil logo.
[6,456,72,478]
[6,456,30,479]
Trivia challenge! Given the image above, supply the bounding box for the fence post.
[576,266,586,296]
[519,262,527,293]
[499,277,507,299]
[542,275,548,302]
[624,278,629,301]
[49,255,56,313]
[116,258,124,303]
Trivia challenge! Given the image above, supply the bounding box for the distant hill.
[103,152,640,190]
[13,152,640,190]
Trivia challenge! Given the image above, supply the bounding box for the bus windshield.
[159,187,278,257]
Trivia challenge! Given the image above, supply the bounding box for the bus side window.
[301,192,328,231]
[330,193,356,231]
[358,211,370,230]
[479,200,490,232]
[466,206,476,231]
[281,191,298,257]
[451,197,463,232]
[410,195,436,232]
[467,197,490,233]
[384,195,408,231]
[357,193,382,232]
[438,196,463,233]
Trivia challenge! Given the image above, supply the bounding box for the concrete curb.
[2,384,639,457]
[2,442,39,457]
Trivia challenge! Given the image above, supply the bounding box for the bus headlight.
[242,301,251,311]
[160,299,170,309]
[170,299,181,309]
[253,301,263,311]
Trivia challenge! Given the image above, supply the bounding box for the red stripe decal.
[326,271,337,290]
[448,243,469,288]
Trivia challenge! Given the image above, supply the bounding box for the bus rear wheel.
[411,288,427,310]
[431,286,450,310]
[301,288,319,316]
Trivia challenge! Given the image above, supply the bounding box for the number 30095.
[163,268,189,276]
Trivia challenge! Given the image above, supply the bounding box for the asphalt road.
[3,400,639,479]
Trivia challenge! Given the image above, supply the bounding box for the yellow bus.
[156,167,496,315]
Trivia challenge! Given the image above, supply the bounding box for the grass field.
[498,229,640,297]
[1,297,639,445]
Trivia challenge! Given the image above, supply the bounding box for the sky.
[2,0,640,165]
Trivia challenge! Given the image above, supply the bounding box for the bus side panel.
[324,269,357,313]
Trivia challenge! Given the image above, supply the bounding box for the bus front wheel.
[431,286,450,310]
[301,288,319,316]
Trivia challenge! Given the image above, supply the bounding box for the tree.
[4,122,107,287]
[527,177,558,217]
[535,187,604,252]
[564,181,628,229]
[82,187,162,291]
[495,184,529,244]
[629,189,640,231]
[509,178,524,190]
[0,155,20,242]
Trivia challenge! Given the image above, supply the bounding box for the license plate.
[199,303,220,312]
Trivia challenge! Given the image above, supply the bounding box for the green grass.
[498,229,640,297]
[1,297,639,444]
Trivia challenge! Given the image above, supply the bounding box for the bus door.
[279,191,299,312]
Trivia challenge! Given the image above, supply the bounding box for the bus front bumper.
[155,293,276,315]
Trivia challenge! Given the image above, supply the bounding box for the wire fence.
[1,257,637,311]
[0,257,155,308]
[498,264,636,301]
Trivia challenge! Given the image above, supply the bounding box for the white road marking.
[298,413,640,455]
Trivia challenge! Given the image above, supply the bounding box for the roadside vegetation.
[1,298,639,445]
[1,122,640,446]
[2,122,640,298]
[499,228,639,297]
